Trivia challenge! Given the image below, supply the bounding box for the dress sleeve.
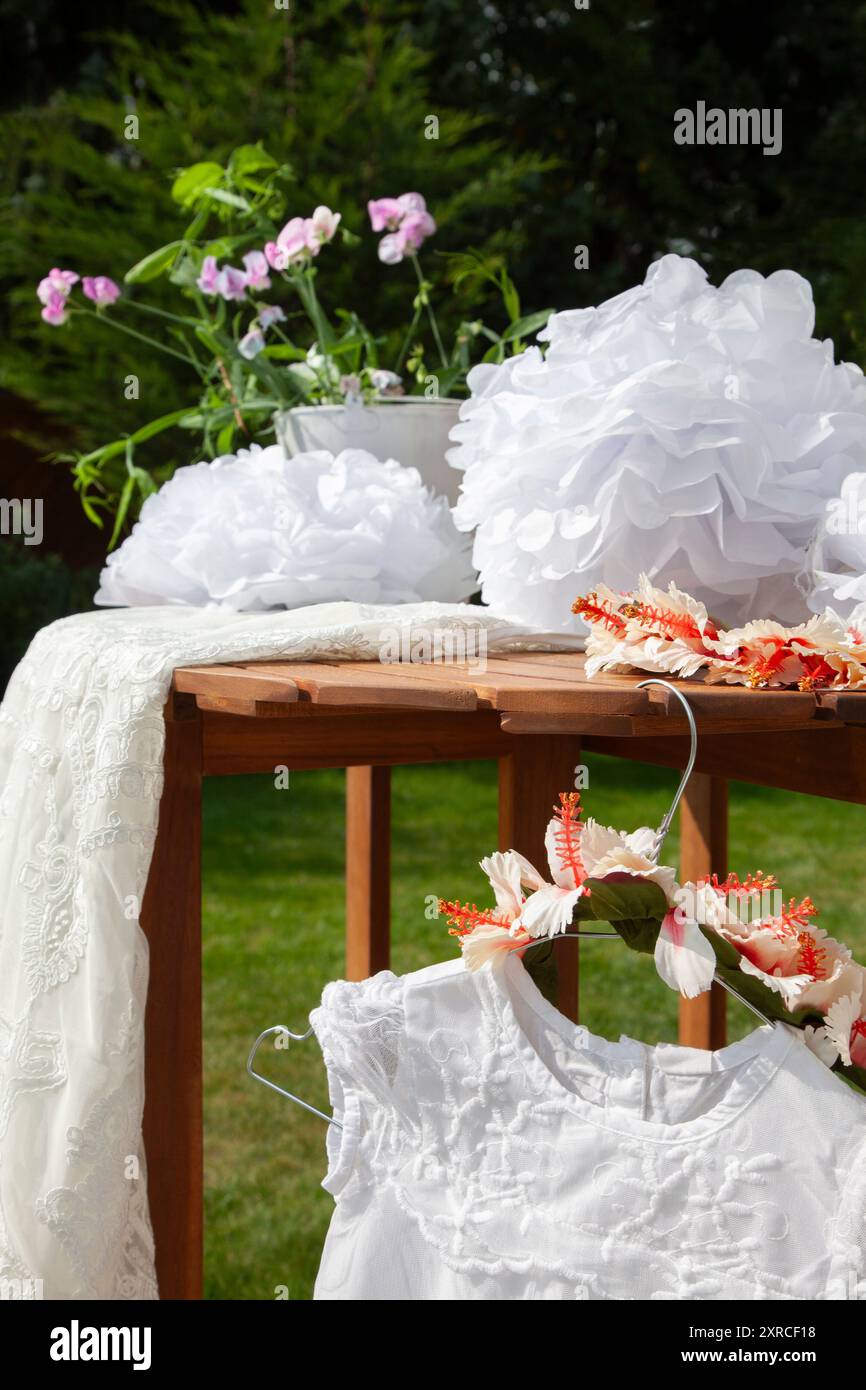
[309,970,407,1195]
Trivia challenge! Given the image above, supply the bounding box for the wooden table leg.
[678,773,728,1050]
[499,735,583,1021]
[345,765,391,980]
[141,700,203,1300]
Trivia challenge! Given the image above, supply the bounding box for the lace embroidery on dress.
[314,959,866,1300]
[310,972,410,1195]
[0,602,542,1299]
[0,1007,65,1141]
[827,1137,866,1300]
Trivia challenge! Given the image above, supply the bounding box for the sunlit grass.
[202,755,866,1299]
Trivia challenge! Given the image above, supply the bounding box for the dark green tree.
[1,0,547,518]
[409,0,866,356]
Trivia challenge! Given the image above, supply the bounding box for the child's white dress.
[311,954,866,1300]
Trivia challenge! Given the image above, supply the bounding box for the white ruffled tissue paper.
[96,445,477,610]
[448,253,866,630]
[806,471,866,619]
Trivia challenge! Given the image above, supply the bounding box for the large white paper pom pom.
[448,254,866,631]
[805,472,866,619]
[95,445,476,610]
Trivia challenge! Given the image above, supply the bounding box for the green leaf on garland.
[612,918,665,955]
[582,877,669,933]
[838,1062,866,1093]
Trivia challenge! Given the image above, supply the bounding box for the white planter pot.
[275,398,462,506]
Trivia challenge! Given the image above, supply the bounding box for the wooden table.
[141,652,866,1298]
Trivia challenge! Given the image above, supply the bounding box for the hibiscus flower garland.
[441,792,866,1095]
[572,574,866,690]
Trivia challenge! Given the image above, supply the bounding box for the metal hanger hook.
[635,678,698,864]
[247,1024,342,1129]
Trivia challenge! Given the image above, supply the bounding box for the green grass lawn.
[201,754,866,1300]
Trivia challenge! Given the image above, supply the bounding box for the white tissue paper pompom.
[806,472,866,619]
[448,254,866,631]
[95,445,476,610]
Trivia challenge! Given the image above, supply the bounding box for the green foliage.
[0,544,97,691]
[410,0,866,361]
[199,757,866,1297]
[1,0,549,538]
[7,0,866,548]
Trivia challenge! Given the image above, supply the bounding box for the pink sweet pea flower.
[396,192,427,217]
[367,197,402,232]
[303,220,322,257]
[369,369,403,397]
[40,289,70,326]
[276,217,311,263]
[37,268,79,304]
[264,241,289,271]
[377,232,405,265]
[308,206,341,245]
[398,209,436,252]
[196,255,220,295]
[216,265,248,301]
[258,304,286,331]
[375,208,437,264]
[238,328,266,360]
[242,251,271,291]
[340,373,362,399]
[82,276,121,308]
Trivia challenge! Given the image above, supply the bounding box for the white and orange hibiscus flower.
[824,965,866,1068]
[656,879,737,1000]
[439,793,592,970]
[708,888,855,1014]
[441,793,684,974]
[439,847,545,971]
[574,577,719,681]
[571,816,718,999]
[574,574,866,691]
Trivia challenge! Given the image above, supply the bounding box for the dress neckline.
[485,953,794,1145]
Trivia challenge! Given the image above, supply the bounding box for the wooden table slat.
[151,644,866,1300]
[643,682,819,720]
[172,652,866,728]
[174,663,299,703]
[222,661,477,711]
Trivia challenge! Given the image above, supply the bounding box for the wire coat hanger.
[247,1024,343,1128]
[248,678,771,1125]
[518,677,773,1028]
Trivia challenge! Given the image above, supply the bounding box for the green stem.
[121,300,201,329]
[282,273,338,400]
[76,306,204,375]
[395,300,424,376]
[288,268,334,356]
[410,253,447,369]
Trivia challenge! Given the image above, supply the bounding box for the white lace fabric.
[311,955,866,1301]
[0,601,563,1300]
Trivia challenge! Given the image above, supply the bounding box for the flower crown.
[572,573,866,689]
[441,792,866,1093]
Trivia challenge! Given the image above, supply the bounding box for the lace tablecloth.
[0,602,574,1299]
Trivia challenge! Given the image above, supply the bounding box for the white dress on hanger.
[311,954,866,1300]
